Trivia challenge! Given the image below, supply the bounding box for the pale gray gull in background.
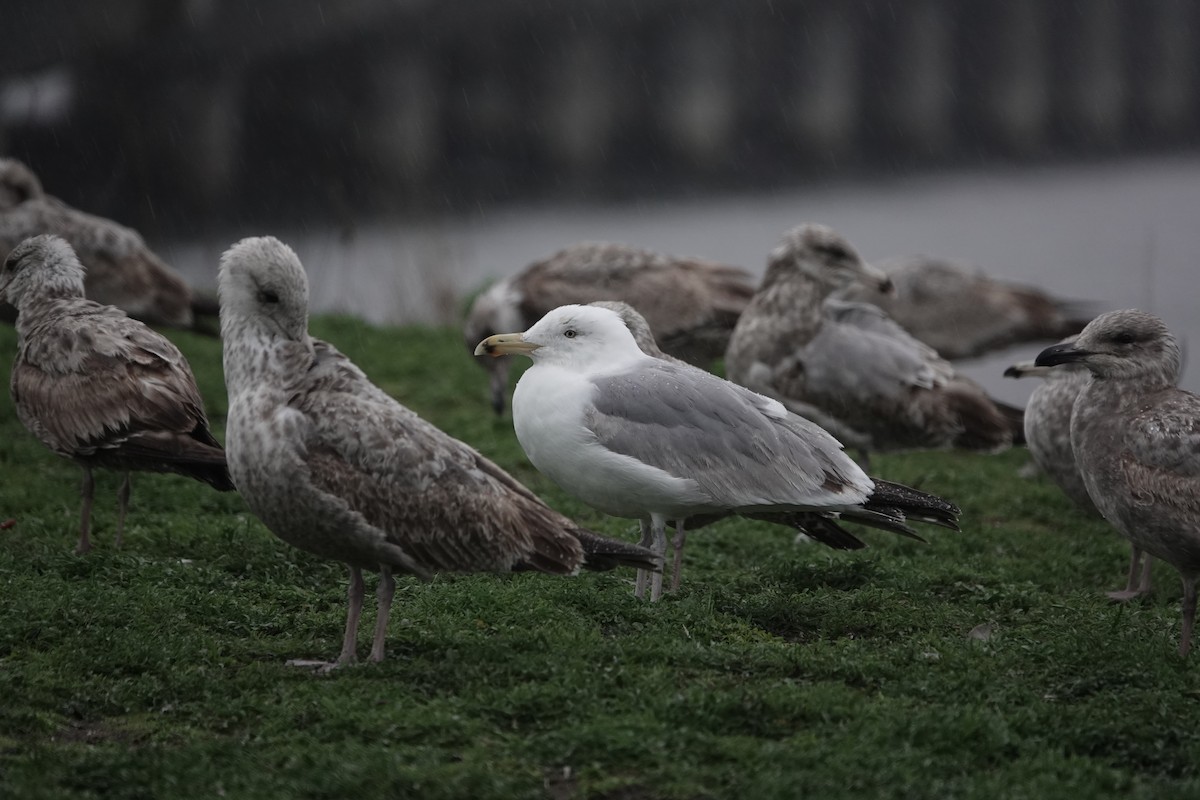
[476,303,960,602]
[0,157,215,332]
[840,254,1096,359]
[219,237,660,668]
[588,299,960,594]
[463,241,755,415]
[725,223,1023,461]
[1036,310,1200,655]
[0,235,233,554]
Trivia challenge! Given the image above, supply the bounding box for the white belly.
[512,364,711,519]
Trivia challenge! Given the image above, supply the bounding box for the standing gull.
[219,237,660,668]
[588,300,959,595]
[725,224,1022,459]
[0,235,233,554]
[1036,310,1200,654]
[840,254,1096,359]
[0,158,212,331]
[476,303,960,602]
[464,241,755,414]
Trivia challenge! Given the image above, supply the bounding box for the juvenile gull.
[1036,310,1200,654]
[219,237,660,668]
[477,303,960,601]
[0,235,233,554]
[464,241,755,414]
[725,224,1022,460]
[840,254,1097,359]
[0,158,211,331]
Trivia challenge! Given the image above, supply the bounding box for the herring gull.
[725,224,1022,460]
[0,158,212,331]
[219,237,661,668]
[476,303,961,602]
[840,254,1096,359]
[463,241,755,414]
[0,235,233,554]
[1036,310,1200,654]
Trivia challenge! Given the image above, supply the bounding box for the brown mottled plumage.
[725,224,1020,460]
[1036,310,1200,655]
[842,254,1096,359]
[0,235,232,554]
[220,237,659,668]
[0,158,207,330]
[465,241,755,414]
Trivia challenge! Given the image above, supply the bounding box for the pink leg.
[115,472,131,549]
[76,466,94,555]
[336,566,365,666]
[369,567,396,663]
[1106,546,1151,602]
[670,521,687,593]
[634,520,652,600]
[1180,577,1197,657]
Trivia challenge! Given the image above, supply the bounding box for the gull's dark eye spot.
[563,329,577,339]
[1113,331,1136,345]
[258,288,280,305]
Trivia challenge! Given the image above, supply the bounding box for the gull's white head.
[0,234,86,309]
[475,304,646,371]
[218,236,310,343]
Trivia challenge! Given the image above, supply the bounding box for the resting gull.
[219,237,661,668]
[840,254,1096,359]
[1036,310,1200,654]
[463,241,755,414]
[0,158,213,331]
[0,235,233,554]
[725,224,1022,460]
[476,303,961,602]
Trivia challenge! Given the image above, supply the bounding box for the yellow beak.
[474,332,541,358]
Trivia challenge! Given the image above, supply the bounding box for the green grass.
[2,317,1199,799]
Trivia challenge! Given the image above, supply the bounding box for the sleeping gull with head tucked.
[0,158,213,331]
[0,235,233,554]
[476,303,960,601]
[219,237,660,668]
[841,254,1096,360]
[725,224,1023,461]
[1036,310,1199,655]
[464,241,755,415]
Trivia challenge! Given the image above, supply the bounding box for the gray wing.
[586,360,871,510]
[293,340,586,574]
[803,299,953,403]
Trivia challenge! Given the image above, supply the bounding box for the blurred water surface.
[164,153,1200,402]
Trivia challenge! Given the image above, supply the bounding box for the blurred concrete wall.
[2,0,1196,234]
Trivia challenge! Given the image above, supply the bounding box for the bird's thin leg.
[76,466,94,555]
[670,521,688,593]
[634,520,653,600]
[1107,545,1150,602]
[649,516,667,602]
[336,566,365,666]
[369,566,396,663]
[1180,576,1197,657]
[115,472,131,549]
[1137,554,1153,595]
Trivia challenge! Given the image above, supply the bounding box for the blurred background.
[3,0,1199,398]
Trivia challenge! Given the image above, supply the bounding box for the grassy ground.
[1,316,1198,800]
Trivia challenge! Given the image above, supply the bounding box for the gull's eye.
[563,329,577,339]
[258,288,280,305]
[1113,331,1136,345]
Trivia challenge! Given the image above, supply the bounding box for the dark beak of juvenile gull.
[860,262,895,296]
[1035,341,1093,367]
[1003,360,1051,379]
[475,332,541,358]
